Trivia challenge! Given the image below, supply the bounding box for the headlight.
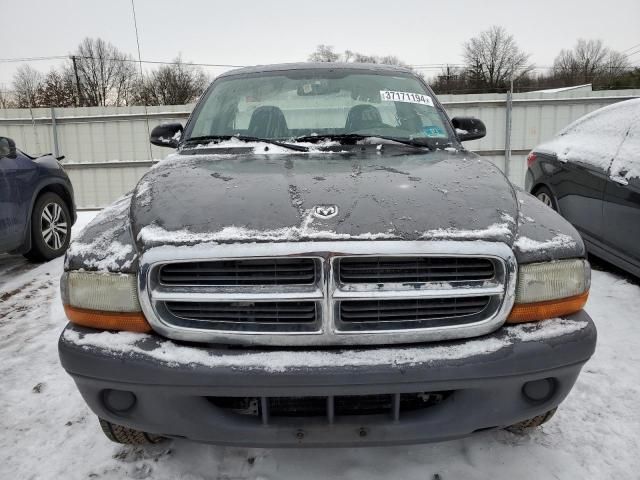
[507,259,590,323]
[61,272,151,332]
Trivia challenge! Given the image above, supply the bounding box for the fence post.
[50,107,60,158]
[504,87,513,179]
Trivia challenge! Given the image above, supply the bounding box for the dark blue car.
[0,136,76,261]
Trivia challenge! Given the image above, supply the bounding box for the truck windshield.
[186,69,454,146]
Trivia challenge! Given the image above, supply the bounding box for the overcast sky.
[1,0,639,88]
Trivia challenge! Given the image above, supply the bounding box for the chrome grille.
[338,296,491,330]
[163,301,319,332]
[159,258,316,286]
[139,241,517,346]
[339,256,495,284]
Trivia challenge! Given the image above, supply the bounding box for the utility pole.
[71,56,83,107]
[504,75,514,180]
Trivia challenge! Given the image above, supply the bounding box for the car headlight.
[507,259,590,323]
[61,272,151,332]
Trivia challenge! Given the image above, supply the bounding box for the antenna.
[130,0,153,161]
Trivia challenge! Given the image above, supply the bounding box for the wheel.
[505,407,557,434]
[534,186,557,211]
[98,418,166,445]
[23,192,71,262]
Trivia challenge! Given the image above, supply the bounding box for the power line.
[0,54,246,68]
[0,55,68,63]
[622,42,640,53]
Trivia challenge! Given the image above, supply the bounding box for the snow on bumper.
[58,312,596,447]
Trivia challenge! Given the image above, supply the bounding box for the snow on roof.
[532,84,592,94]
[535,98,640,179]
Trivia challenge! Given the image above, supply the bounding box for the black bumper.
[59,312,596,447]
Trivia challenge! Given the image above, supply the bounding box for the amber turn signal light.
[64,305,152,333]
[507,291,589,324]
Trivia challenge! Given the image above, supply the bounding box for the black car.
[59,63,595,447]
[0,136,76,261]
[525,98,640,278]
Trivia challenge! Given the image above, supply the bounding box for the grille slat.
[339,297,490,324]
[160,258,316,286]
[339,257,495,284]
[166,301,318,324]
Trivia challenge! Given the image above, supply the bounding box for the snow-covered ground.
[1,211,639,479]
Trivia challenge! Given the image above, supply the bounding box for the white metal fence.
[1,89,639,209]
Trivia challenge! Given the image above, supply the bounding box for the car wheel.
[23,192,71,262]
[505,407,557,434]
[534,186,557,211]
[99,418,166,445]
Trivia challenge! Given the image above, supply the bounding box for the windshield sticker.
[423,125,446,137]
[380,90,434,106]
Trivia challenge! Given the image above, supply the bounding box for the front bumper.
[59,312,596,447]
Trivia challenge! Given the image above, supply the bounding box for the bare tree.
[308,45,340,62]
[73,37,138,106]
[309,45,410,67]
[12,65,44,108]
[37,68,76,107]
[133,56,208,105]
[0,88,15,108]
[554,40,629,84]
[463,26,532,91]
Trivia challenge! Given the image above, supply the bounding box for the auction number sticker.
[380,90,434,106]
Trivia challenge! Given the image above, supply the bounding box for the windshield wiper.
[183,135,309,152]
[294,133,436,150]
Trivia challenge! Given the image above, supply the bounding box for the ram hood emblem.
[313,204,338,219]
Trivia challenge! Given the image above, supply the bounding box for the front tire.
[98,418,166,445]
[23,192,71,262]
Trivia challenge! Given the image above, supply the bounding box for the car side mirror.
[0,136,17,159]
[451,117,486,142]
[150,123,184,148]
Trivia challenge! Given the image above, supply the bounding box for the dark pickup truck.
[58,63,595,447]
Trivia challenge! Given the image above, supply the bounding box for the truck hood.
[131,149,519,252]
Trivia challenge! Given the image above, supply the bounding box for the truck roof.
[219,62,415,78]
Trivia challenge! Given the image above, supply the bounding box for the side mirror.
[451,117,486,142]
[0,137,17,159]
[150,123,184,148]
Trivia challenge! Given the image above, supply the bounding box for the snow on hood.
[536,98,640,181]
[513,233,577,253]
[130,149,519,251]
[64,193,138,272]
[62,318,590,373]
[187,136,343,154]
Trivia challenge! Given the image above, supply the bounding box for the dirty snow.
[513,233,577,252]
[1,211,640,479]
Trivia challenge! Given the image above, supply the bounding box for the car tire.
[504,407,557,434]
[98,418,166,445]
[23,192,71,262]
[533,186,557,211]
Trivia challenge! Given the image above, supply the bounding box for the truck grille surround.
[138,241,517,346]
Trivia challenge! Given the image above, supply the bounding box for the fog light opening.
[102,389,137,413]
[522,378,557,403]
